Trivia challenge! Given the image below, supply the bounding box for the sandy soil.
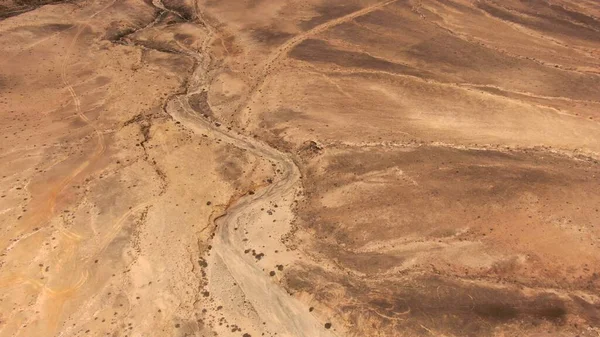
[1,0,600,336]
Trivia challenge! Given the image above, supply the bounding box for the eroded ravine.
[166,75,337,337]
[158,3,401,335]
[159,17,338,336]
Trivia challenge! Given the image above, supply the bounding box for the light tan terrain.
[1,0,600,336]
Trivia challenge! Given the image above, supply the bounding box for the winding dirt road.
[238,0,398,127]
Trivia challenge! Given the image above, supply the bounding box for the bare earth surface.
[1,0,599,336]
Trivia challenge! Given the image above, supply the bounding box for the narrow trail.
[52,0,117,221]
[238,0,398,126]
[2,0,115,257]
[0,3,118,334]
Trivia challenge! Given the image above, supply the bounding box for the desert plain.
[0,0,600,336]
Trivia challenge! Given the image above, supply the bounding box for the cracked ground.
[0,0,599,336]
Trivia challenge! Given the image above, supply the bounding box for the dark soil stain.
[161,0,195,20]
[250,27,293,46]
[299,3,361,31]
[188,90,213,117]
[284,267,589,337]
[476,2,600,43]
[0,0,70,19]
[289,39,432,79]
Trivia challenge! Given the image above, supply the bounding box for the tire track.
[0,3,119,335]
[238,0,398,126]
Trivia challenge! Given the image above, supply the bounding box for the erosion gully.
[162,11,338,337]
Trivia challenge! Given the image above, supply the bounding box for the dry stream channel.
[165,38,337,337]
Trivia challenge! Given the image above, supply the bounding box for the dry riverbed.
[1,0,600,336]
